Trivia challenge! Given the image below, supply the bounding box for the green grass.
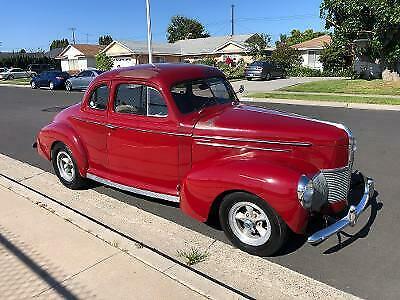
[282,79,400,96]
[177,247,209,266]
[0,78,31,85]
[248,92,400,105]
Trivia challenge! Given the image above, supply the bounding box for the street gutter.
[241,97,400,111]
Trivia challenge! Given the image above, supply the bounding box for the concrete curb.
[0,153,360,299]
[241,97,400,111]
[0,174,243,300]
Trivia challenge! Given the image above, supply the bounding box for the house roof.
[102,34,255,56]
[175,34,253,55]
[57,44,104,59]
[291,35,332,50]
[45,48,63,59]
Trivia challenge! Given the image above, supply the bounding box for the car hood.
[193,104,349,147]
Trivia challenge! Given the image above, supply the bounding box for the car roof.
[96,63,224,86]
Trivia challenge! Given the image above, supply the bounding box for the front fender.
[180,155,319,234]
[37,122,88,176]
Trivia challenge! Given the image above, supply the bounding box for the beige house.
[292,35,332,70]
[102,35,256,69]
[57,44,104,72]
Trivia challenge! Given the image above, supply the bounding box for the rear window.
[250,61,264,66]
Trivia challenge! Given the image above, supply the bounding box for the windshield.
[170,77,235,114]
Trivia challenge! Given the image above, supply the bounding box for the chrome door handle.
[105,124,117,129]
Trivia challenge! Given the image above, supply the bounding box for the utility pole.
[86,33,89,44]
[231,4,235,36]
[69,27,77,44]
[145,0,153,64]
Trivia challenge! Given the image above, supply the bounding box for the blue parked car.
[30,71,70,90]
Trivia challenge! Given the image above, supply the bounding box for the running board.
[86,173,180,203]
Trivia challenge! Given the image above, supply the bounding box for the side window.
[147,88,168,116]
[114,84,146,115]
[88,85,109,110]
[114,84,168,116]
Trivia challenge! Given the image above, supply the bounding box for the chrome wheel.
[49,81,54,90]
[228,201,272,246]
[31,81,36,89]
[66,81,72,91]
[56,151,75,182]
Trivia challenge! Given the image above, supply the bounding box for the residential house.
[56,44,104,72]
[291,35,331,70]
[102,34,256,69]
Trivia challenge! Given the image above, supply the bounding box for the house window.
[154,57,166,63]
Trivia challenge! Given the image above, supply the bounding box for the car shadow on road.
[322,191,382,255]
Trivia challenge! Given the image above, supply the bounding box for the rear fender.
[180,155,318,234]
[37,122,88,176]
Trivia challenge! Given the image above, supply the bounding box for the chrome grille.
[322,167,352,203]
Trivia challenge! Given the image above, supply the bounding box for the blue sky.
[0,0,325,52]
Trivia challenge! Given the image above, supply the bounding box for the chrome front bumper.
[307,175,374,244]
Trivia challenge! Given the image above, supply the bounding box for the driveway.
[0,86,398,299]
[231,77,342,94]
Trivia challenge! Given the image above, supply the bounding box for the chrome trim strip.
[72,116,190,137]
[307,176,374,244]
[193,135,311,147]
[195,141,290,152]
[86,173,180,203]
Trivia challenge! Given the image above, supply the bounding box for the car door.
[106,80,180,197]
[71,81,110,173]
[37,72,47,87]
[82,71,94,89]
[74,71,86,89]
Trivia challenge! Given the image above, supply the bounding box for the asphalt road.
[1,86,399,299]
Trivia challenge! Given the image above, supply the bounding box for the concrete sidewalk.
[0,185,233,299]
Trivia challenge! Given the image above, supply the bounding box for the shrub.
[288,66,323,77]
[95,52,113,71]
[216,59,246,79]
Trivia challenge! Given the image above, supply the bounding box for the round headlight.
[297,175,314,209]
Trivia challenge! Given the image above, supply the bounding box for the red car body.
[36,64,373,255]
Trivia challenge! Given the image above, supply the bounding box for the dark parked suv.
[244,61,285,81]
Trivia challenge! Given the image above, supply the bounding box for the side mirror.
[237,84,245,94]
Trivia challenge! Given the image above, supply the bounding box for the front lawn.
[282,79,400,96]
[0,78,31,85]
[248,92,400,105]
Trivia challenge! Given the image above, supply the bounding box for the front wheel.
[219,192,288,256]
[49,81,55,90]
[265,73,272,81]
[30,81,37,89]
[52,143,87,189]
[7,75,14,80]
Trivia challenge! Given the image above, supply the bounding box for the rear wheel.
[52,143,87,189]
[65,81,72,91]
[219,192,288,256]
[30,81,37,89]
[7,75,14,80]
[49,81,55,90]
[265,73,272,81]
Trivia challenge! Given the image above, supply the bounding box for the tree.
[320,0,400,70]
[245,33,271,60]
[166,15,210,43]
[99,35,113,46]
[277,29,326,46]
[270,42,302,71]
[95,52,113,71]
[19,49,26,54]
[50,39,69,50]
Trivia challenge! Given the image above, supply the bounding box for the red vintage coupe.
[35,64,374,256]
